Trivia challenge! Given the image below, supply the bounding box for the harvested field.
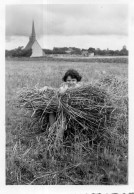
[6,56,128,63]
[6,58,128,185]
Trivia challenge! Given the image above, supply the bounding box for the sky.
[5,4,128,50]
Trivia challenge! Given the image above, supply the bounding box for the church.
[24,21,45,57]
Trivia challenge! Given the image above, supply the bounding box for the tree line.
[5,47,32,58]
[5,46,128,58]
[44,46,128,56]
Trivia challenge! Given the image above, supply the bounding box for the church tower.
[30,21,36,42]
[25,21,45,57]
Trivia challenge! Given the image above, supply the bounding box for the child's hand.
[39,86,48,92]
[58,84,68,94]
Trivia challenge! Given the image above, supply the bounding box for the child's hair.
[62,69,82,82]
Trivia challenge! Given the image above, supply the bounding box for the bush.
[6,47,32,58]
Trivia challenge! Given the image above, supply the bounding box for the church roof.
[24,21,45,56]
[25,38,35,50]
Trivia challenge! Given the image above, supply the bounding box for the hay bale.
[11,77,128,185]
[16,84,114,145]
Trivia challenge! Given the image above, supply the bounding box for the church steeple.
[30,21,36,41]
[24,21,45,57]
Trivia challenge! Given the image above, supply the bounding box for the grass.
[6,58,128,185]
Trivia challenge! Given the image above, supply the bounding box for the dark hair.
[62,69,82,82]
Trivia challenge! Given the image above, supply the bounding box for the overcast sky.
[6,4,128,50]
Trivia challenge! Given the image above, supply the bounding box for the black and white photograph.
[4,0,132,189]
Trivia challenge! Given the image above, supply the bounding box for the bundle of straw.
[18,87,59,113]
[9,77,128,185]
[16,84,114,144]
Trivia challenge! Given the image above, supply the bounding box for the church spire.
[31,21,36,37]
[29,21,36,41]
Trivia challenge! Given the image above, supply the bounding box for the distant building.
[82,50,89,56]
[88,52,94,56]
[24,21,45,57]
[81,50,94,57]
[65,47,74,54]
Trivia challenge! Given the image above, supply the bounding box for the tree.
[53,47,67,54]
[71,47,81,55]
[43,49,53,54]
[119,47,128,56]
[5,47,32,57]
[88,47,95,53]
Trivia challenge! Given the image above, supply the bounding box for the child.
[59,69,82,93]
[40,69,82,141]
[40,69,82,93]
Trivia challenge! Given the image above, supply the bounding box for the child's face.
[66,76,77,87]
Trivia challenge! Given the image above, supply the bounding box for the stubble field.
[6,58,128,185]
